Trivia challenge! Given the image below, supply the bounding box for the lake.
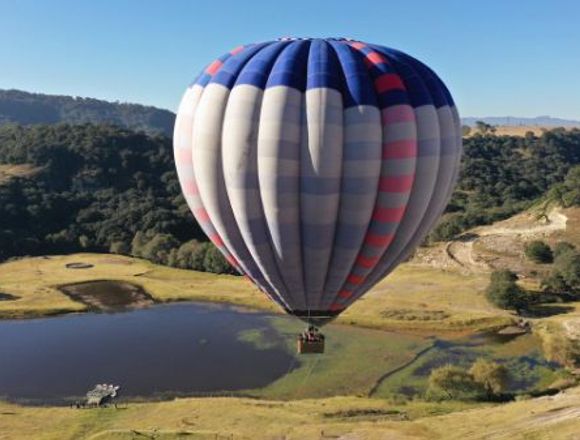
[0,303,297,404]
[0,286,564,404]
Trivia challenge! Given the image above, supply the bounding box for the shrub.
[524,240,553,264]
[485,270,529,312]
[542,247,580,295]
[469,358,509,397]
[109,241,130,255]
[203,245,235,275]
[425,365,483,401]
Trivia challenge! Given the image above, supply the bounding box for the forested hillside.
[432,128,580,241]
[0,89,175,136]
[0,124,233,274]
[0,123,578,273]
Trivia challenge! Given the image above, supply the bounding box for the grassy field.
[1,387,579,439]
[0,253,513,333]
[244,317,431,400]
[1,253,579,438]
[372,332,566,400]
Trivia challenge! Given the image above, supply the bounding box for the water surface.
[0,303,294,404]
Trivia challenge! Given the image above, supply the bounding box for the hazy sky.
[1,0,579,118]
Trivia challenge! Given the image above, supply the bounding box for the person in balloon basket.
[300,326,325,343]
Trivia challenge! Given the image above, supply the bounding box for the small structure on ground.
[498,319,531,336]
[65,262,94,269]
[85,384,120,407]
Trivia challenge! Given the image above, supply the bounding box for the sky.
[1,0,579,119]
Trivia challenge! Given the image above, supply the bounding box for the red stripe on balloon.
[209,233,224,247]
[379,174,415,192]
[176,148,192,163]
[382,106,415,124]
[364,233,394,247]
[382,140,418,159]
[355,254,379,269]
[338,289,353,299]
[206,60,223,75]
[327,40,416,311]
[230,45,244,55]
[364,51,387,67]
[329,303,345,312]
[374,73,405,93]
[349,41,366,50]
[347,274,364,285]
[372,206,407,223]
[182,179,198,196]
[194,208,210,222]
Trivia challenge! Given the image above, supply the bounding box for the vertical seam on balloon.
[213,43,293,308]
[195,44,291,309]
[318,40,380,310]
[261,39,312,312]
[180,48,244,273]
[327,41,418,312]
[315,40,348,310]
[224,41,298,309]
[300,40,344,312]
[348,46,450,304]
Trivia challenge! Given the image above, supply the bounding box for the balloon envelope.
[174,38,461,325]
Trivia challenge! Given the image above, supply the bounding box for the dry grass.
[0,387,579,439]
[0,254,277,319]
[466,125,579,137]
[0,253,510,332]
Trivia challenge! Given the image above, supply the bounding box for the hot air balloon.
[174,38,461,353]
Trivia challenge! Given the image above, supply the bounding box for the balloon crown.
[276,37,357,41]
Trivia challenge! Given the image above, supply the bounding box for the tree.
[169,240,209,271]
[462,125,472,137]
[140,233,179,265]
[554,250,580,292]
[475,120,494,134]
[524,240,553,264]
[109,241,130,255]
[425,365,483,401]
[203,245,235,274]
[485,270,529,312]
[469,358,509,398]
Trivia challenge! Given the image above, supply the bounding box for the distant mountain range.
[0,89,175,136]
[1,88,579,134]
[461,116,580,127]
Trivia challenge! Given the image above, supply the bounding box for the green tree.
[524,240,553,264]
[469,358,509,398]
[109,241,130,255]
[485,270,529,312]
[140,233,179,265]
[425,365,483,401]
[554,251,580,292]
[169,240,210,271]
[203,245,234,274]
[475,120,494,134]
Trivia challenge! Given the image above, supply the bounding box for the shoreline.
[0,253,513,336]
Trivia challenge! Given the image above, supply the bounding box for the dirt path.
[563,319,580,341]
[445,208,568,273]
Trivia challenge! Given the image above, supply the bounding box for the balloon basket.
[297,337,325,354]
[296,327,325,354]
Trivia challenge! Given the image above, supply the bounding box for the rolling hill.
[462,115,580,127]
[0,89,175,136]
